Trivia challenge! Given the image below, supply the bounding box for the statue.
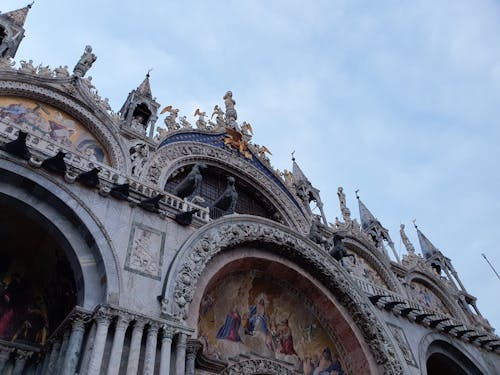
[130,143,150,177]
[37,64,52,77]
[19,59,36,74]
[194,108,207,129]
[173,164,207,200]
[329,235,356,265]
[400,224,415,254]
[281,169,294,187]
[210,105,225,128]
[224,128,252,159]
[179,115,191,128]
[73,45,97,77]
[337,187,351,222]
[54,65,70,77]
[241,121,253,137]
[212,176,238,214]
[308,215,330,250]
[0,57,14,70]
[223,91,238,128]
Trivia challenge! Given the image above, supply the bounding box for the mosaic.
[198,271,344,375]
[342,251,388,288]
[408,281,450,315]
[0,96,109,163]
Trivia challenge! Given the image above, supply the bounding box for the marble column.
[174,333,187,375]
[87,309,112,375]
[0,347,14,374]
[125,317,146,375]
[106,312,132,375]
[143,322,160,375]
[78,321,96,375]
[61,313,87,375]
[159,325,175,375]
[55,329,71,374]
[12,350,31,375]
[185,340,202,375]
[46,341,62,375]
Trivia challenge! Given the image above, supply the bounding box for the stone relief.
[162,217,404,374]
[125,223,165,280]
[387,323,417,367]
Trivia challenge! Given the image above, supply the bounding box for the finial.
[28,1,34,8]
[412,219,418,229]
[146,68,153,78]
[355,189,360,199]
[291,150,295,161]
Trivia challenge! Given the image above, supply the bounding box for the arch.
[0,77,129,170]
[418,333,487,375]
[161,215,406,374]
[0,159,121,308]
[144,144,309,232]
[406,272,464,319]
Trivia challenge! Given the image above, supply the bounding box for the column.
[78,321,97,375]
[143,322,160,375]
[87,309,112,375]
[55,329,71,374]
[106,312,132,375]
[12,350,31,375]
[185,340,202,375]
[61,313,88,375]
[46,341,62,375]
[125,318,146,375]
[174,333,187,375]
[159,326,175,375]
[0,347,14,374]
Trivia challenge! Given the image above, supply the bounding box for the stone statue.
[337,187,351,222]
[19,59,36,74]
[179,115,191,128]
[329,234,356,265]
[173,164,207,200]
[37,64,52,77]
[164,108,180,131]
[212,176,238,214]
[0,57,14,70]
[281,169,294,187]
[130,143,150,177]
[223,91,237,128]
[210,104,225,128]
[54,65,70,77]
[399,224,415,254]
[73,45,97,77]
[194,108,207,129]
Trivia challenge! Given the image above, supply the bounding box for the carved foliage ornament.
[220,359,293,375]
[164,216,404,374]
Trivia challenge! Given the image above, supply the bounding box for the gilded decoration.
[198,271,344,375]
[407,281,450,315]
[0,96,109,163]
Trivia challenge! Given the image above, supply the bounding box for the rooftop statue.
[223,91,238,129]
[400,224,415,254]
[337,187,351,222]
[308,215,330,250]
[161,105,180,131]
[194,108,208,130]
[173,163,207,200]
[210,104,225,129]
[73,45,97,78]
[329,234,356,265]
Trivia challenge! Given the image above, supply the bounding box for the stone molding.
[220,359,293,375]
[162,215,405,374]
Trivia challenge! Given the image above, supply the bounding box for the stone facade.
[0,5,499,375]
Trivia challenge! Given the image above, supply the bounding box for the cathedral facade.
[0,4,499,375]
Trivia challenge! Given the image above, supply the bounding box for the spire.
[356,192,377,230]
[2,2,33,27]
[413,222,439,259]
[137,70,152,98]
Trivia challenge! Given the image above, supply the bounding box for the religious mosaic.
[125,223,165,280]
[0,96,109,163]
[198,271,344,375]
[342,251,388,288]
[407,281,450,315]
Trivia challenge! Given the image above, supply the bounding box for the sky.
[3,0,500,330]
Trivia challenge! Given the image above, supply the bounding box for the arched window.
[132,103,151,125]
[426,341,483,375]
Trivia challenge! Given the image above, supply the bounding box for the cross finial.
[28,1,34,8]
[146,68,153,78]
[355,189,360,199]
[412,219,418,229]
[291,150,295,161]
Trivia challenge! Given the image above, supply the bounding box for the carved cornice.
[162,215,405,374]
[142,142,309,233]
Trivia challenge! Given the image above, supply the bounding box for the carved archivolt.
[0,76,128,170]
[162,215,405,374]
[220,359,293,375]
[142,143,309,232]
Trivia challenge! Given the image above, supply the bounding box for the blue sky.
[4,1,500,330]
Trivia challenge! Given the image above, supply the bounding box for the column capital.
[161,324,176,340]
[14,349,33,361]
[186,339,202,356]
[132,316,148,329]
[115,311,133,326]
[0,346,15,360]
[94,308,113,325]
[147,321,162,333]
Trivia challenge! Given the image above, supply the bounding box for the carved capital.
[161,324,176,340]
[94,308,113,326]
[14,349,33,361]
[186,339,202,356]
[131,316,148,330]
